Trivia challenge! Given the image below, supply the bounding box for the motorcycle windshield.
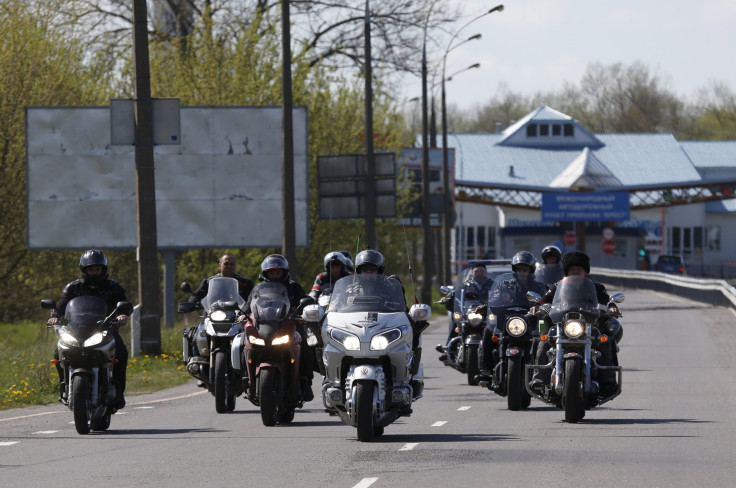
[251,282,290,322]
[549,275,601,323]
[486,273,536,311]
[453,280,484,315]
[534,263,564,286]
[64,296,108,331]
[201,277,246,311]
[331,275,406,313]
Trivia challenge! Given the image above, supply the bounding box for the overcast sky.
[398,0,736,111]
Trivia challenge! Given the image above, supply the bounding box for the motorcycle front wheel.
[72,375,91,435]
[90,412,111,432]
[507,355,523,411]
[259,368,279,426]
[465,344,480,385]
[214,351,228,413]
[563,359,584,423]
[356,381,375,442]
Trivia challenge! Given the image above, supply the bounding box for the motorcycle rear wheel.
[563,359,584,423]
[465,344,480,385]
[72,375,91,435]
[259,368,279,426]
[356,382,375,442]
[214,351,228,413]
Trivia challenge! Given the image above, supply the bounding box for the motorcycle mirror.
[526,291,541,303]
[41,298,56,310]
[115,301,134,315]
[609,293,625,304]
[439,285,453,295]
[180,282,193,293]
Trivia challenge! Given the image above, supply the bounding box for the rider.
[476,251,547,384]
[46,250,129,409]
[437,262,494,361]
[354,249,427,398]
[540,245,562,266]
[338,250,355,274]
[530,250,623,397]
[184,253,255,363]
[535,245,564,288]
[246,254,315,402]
[309,251,350,301]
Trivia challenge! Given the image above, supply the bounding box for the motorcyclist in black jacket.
[244,254,315,402]
[530,250,622,397]
[309,252,351,301]
[46,250,129,408]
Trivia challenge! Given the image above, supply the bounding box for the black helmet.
[79,249,108,287]
[355,249,385,274]
[323,251,347,273]
[338,250,354,273]
[260,254,289,282]
[511,251,536,272]
[562,250,590,275]
[541,245,562,264]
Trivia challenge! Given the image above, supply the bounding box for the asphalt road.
[2,287,735,488]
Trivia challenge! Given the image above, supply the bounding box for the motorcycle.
[310,274,431,442]
[437,281,485,385]
[525,275,624,423]
[178,277,245,413]
[478,272,540,410]
[230,281,310,426]
[40,296,133,435]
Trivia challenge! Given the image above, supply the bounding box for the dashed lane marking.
[431,421,447,427]
[399,443,418,451]
[458,406,471,411]
[353,478,378,488]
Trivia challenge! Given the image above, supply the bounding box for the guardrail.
[592,267,736,312]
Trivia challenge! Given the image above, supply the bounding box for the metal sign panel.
[541,192,630,222]
[397,147,455,227]
[26,106,309,249]
[110,98,181,145]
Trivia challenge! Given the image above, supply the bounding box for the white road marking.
[32,430,59,435]
[353,478,378,488]
[458,406,472,411]
[399,443,418,451]
[431,421,447,427]
[1,442,19,446]
[134,406,155,409]
[0,411,62,423]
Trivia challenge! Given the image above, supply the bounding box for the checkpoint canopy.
[26,105,309,249]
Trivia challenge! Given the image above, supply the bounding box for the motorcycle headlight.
[271,334,290,346]
[248,334,266,346]
[506,317,527,337]
[330,328,360,351]
[59,332,79,347]
[467,312,484,325]
[564,320,585,339]
[370,328,402,350]
[453,312,462,321]
[83,332,105,347]
[210,310,228,322]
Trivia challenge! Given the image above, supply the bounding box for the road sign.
[602,227,614,240]
[602,239,616,255]
[564,232,577,246]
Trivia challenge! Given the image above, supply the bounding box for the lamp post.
[441,4,504,282]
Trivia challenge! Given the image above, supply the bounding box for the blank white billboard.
[26,106,309,249]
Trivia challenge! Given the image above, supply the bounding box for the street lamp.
[441,4,504,283]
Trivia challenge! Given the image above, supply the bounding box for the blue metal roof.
[680,141,736,168]
[706,199,736,213]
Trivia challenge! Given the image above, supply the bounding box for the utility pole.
[281,0,297,279]
[132,0,161,354]
[364,0,376,250]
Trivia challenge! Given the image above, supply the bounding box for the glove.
[113,315,129,326]
[47,317,59,326]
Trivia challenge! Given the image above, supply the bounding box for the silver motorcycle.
[304,274,431,442]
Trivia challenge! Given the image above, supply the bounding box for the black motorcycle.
[477,272,537,410]
[41,296,133,434]
[525,275,624,423]
[437,281,486,385]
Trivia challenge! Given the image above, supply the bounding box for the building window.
[552,124,561,136]
[671,227,681,253]
[539,124,549,136]
[683,227,692,255]
[707,226,721,251]
[526,124,537,137]
[564,124,574,137]
[694,227,703,254]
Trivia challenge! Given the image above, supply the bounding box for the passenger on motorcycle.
[46,250,129,408]
[338,250,355,274]
[309,252,351,300]
[184,253,254,365]
[244,254,315,402]
[477,251,547,381]
[530,250,623,397]
[353,249,427,397]
[437,262,494,360]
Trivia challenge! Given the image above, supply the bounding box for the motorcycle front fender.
[351,364,380,381]
[464,334,482,346]
[231,333,245,371]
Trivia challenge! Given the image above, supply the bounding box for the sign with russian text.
[542,192,630,222]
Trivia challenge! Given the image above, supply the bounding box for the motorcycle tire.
[465,344,480,386]
[356,381,375,442]
[277,408,295,424]
[507,355,523,411]
[214,351,228,414]
[259,368,279,426]
[563,359,584,423]
[226,393,236,412]
[72,375,91,435]
[90,412,111,432]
